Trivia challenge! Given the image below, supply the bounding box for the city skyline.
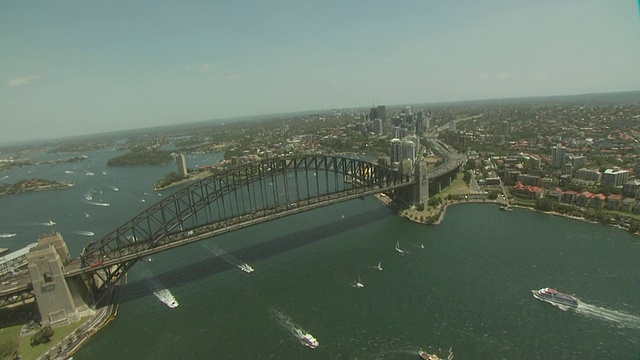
[2,0,640,143]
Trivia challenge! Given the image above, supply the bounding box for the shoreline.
[374,194,638,234]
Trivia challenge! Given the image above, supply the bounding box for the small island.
[106,150,173,167]
[0,178,74,196]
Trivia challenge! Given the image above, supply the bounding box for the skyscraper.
[551,144,566,169]
[390,138,402,164]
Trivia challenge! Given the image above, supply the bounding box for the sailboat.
[375,261,383,271]
[395,241,404,254]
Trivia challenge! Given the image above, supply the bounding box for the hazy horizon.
[2,0,640,143]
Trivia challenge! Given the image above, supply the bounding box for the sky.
[1,0,640,143]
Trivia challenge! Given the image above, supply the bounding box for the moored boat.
[532,287,578,308]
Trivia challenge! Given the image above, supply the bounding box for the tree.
[0,338,18,360]
[488,190,499,200]
[535,197,554,212]
[31,325,54,346]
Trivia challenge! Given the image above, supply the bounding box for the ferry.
[532,287,578,308]
[296,329,319,349]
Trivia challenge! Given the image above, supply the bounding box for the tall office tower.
[369,107,378,121]
[377,105,386,121]
[372,118,383,135]
[415,111,424,133]
[390,138,403,164]
[393,127,406,139]
[405,134,420,159]
[551,143,566,169]
[177,153,188,177]
[501,121,509,138]
[401,139,416,162]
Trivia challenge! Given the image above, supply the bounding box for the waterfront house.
[590,193,607,209]
[606,194,622,210]
[575,191,593,207]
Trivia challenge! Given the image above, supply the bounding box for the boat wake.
[0,233,17,239]
[202,243,254,273]
[84,190,94,201]
[575,301,640,329]
[0,175,8,181]
[64,170,76,174]
[153,288,179,309]
[75,230,95,237]
[85,200,110,207]
[110,185,119,191]
[270,309,319,349]
[141,271,179,309]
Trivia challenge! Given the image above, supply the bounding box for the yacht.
[395,241,404,254]
[419,350,441,360]
[353,277,364,288]
[296,329,319,349]
[45,220,56,226]
[375,261,383,271]
[532,287,578,308]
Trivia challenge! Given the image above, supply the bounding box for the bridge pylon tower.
[27,233,94,326]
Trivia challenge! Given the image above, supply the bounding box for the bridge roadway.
[0,148,464,303]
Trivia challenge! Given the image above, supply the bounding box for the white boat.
[421,244,425,249]
[296,329,319,349]
[395,241,404,254]
[240,264,254,273]
[85,212,90,218]
[45,220,56,226]
[375,261,383,271]
[353,277,364,288]
[85,171,95,176]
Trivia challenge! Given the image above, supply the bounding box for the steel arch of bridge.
[80,154,412,289]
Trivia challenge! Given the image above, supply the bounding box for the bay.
[0,149,638,359]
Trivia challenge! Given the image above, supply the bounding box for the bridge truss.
[80,155,412,291]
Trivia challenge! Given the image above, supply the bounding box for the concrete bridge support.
[413,160,430,206]
[27,233,93,327]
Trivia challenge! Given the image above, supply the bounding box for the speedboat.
[532,287,578,308]
[240,264,254,273]
[296,330,319,349]
[375,261,383,271]
[353,277,364,288]
[419,350,440,360]
[395,241,404,254]
[45,220,56,226]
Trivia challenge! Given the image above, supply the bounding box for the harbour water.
[0,149,639,359]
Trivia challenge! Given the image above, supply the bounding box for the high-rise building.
[369,105,386,121]
[501,121,509,138]
[390,138,403,164]
[401,139,416,162]
[177,153,188,177]
[602,168,630,187]
[551,143,566,168]
[372,118,383,135]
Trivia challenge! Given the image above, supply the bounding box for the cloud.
[497,72,516,78]
[7,75,38,87]
[226,74,241,80]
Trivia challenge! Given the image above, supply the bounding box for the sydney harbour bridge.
[0,146,463,315]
